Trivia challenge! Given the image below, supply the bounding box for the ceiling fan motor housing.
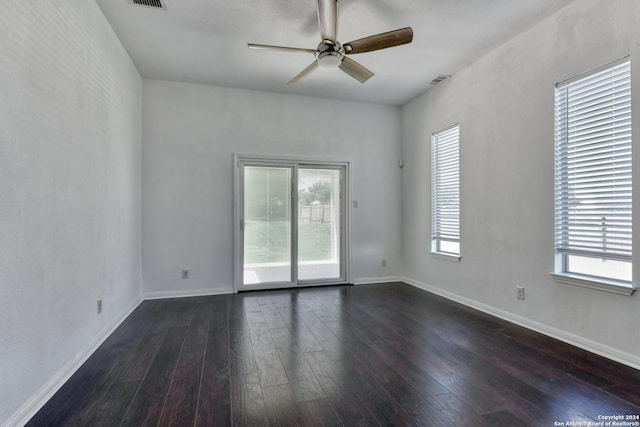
[317,40,344,67]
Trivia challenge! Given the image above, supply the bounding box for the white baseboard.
[144,287,232,300]
[401,277,640,371]
[352,276,404,285]
[4,295,144,427]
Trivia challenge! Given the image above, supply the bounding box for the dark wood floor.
[27,282,640,426]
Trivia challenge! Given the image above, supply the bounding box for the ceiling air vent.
[128,0,166,10]
[430,75,450,85]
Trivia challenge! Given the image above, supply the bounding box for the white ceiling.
[96,0,575,105]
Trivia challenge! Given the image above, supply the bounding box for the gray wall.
[401,0,640,366]
[0,1,142,424]
[142,80,403,297]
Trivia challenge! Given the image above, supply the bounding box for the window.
[431,125,460,258]
[554,58,633,291]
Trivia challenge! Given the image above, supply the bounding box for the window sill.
[550,273,636,296]
[431,252,461,262]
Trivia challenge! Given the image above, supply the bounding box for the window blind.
[554,59,632,262]
[432,125,460,249]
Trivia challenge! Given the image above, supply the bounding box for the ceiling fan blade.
[247,43,317,54]
[288,61,320,84]
[344,27,413,54]
[338,56,374,83]
[317,0,338,41]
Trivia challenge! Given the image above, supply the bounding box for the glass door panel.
[243,166,292,285]
[297,168,341,281]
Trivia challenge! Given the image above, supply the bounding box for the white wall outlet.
[516,286,525,300]
[352,200,359,208]
[97,299,103,314]
[181,269,189,279]
[381,259,387,268]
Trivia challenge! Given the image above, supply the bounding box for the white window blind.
[554,59,632,281]
[432,125,460,255]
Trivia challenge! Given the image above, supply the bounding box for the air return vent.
[128,0,166,10]
[429,75,450,85]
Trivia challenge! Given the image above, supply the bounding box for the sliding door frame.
[233,154,350,292]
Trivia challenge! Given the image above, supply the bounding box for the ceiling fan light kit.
[318,51,342,68]
[248,0,413,84]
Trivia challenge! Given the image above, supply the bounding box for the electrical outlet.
[352,200,359,208]
[181,269,189,279]
[97,299,103,314]
[381,259,387,268]
[516,287,525,300]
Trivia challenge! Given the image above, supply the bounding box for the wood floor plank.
[480,409,530,427]
[70,380,140,427]
[260,302,289,330]
[228,312,258,377]
[604,383,640,408]
[329,393,380,427]
[248,321,289,387]
[299,309,346,362]
[120,326,188,427]
[195,297,232,427]
[270,327,326,402]
[429,392,486,426]
[303,349,345,399]
[341,364,414,426]
[297,399,345,427]
[380,379,453,426]
[230,373,269,427]
[276,315,324,353]
[262,383,304,426]
[159,299,212,426]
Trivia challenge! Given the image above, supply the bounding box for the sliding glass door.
[236,157,348,290]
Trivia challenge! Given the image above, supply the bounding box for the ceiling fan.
[247,0,413,84]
